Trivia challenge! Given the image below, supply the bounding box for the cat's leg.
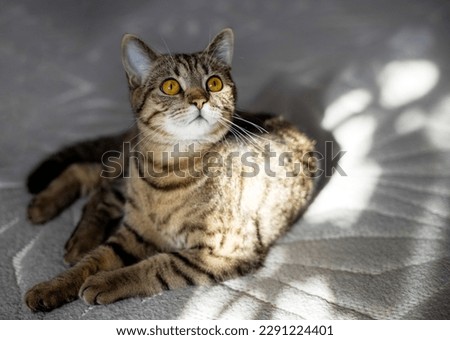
[63,182,125,265]
[25,244,120,312]
[27,163,101,224]
[80,249,260,305]
[25,221,156,312]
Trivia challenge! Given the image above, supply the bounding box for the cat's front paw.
[25,280,76,312]
[79,272,125,305]
[64,236,92,266]
[27,196,58,224]
[64,225,103,266]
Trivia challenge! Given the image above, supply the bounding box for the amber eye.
[206,76,223,92]
[161,79,181,95]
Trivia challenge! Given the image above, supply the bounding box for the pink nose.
[191,97,207,109]
[186,88,208,109]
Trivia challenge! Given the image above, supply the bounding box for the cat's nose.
[191,98,207,109]
[186,88,208,109]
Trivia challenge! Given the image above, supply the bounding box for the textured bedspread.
[1,0,450,319]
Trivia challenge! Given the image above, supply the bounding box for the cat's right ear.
[121,34,159,88]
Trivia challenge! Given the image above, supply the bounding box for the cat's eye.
[161,79,181,95]
[206,76,223,92]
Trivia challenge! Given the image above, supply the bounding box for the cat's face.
[122,29,236,145]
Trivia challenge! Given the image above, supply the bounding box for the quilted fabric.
[1,0,449,319]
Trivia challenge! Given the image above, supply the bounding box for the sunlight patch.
[378,60,439,108]
[426,95,450,149]
[179,286,244,319]
[322,89,373,130]
[305,171,381,224]
[275,276,336,318]
[395,108,427,134]
[430,95,450,127]
[333,114,377,158]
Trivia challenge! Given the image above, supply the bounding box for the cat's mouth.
[187,112,211,125]
[164,107,222,142]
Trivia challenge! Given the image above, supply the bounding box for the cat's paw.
[63,245,86,266]
[25,280,76,312]
[64,234,91,266]
[79,272,124,305]
[27,196,58,224]
[64,225,103,266]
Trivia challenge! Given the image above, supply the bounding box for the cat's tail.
[27,131,128,194]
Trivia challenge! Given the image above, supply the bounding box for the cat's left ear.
[204,28,234,66]
[121,34,159,88]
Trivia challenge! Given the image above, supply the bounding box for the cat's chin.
[166,121,219,143]
[165,113,223,143]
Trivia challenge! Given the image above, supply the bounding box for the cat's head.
[121,29,236,145]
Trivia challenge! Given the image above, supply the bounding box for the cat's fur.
[24,29,316,312]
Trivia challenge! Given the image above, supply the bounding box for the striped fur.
[24,29,317,312]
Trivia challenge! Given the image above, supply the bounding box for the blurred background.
[1,0,450,319]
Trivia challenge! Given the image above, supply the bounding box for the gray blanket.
[1,0,450,319]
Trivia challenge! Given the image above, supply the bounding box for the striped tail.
[27,132,127,194]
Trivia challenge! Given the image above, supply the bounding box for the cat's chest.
[125,179,214,251]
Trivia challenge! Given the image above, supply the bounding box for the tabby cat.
[25,28,316,312]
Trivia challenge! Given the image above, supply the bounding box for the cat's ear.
[204,28,234,66]
[121,34,159,88]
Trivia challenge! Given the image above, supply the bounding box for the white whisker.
[220,118,261,149]
[131,125,167,151]
[220,116,284,149]
[233,113,269,133]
